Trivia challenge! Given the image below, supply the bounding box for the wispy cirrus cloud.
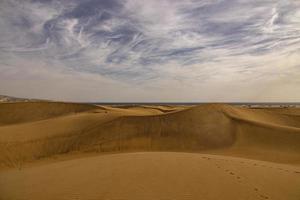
[0,0,299,101]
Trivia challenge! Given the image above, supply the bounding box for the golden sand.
[0,102,299,199]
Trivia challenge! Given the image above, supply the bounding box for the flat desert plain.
[0,102,300,200]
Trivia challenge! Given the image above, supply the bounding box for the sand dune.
[1,152,300,200]
[0,102,300,199]
[1,102,300,168]
[0,102,98,126]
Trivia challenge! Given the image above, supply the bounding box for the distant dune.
[0,102,300,199]
[0,102,98,125]
[1,102,299,166]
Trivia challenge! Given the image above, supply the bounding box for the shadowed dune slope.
[1,103,300,168]
[0,102,99,126]
[79,104,300,163]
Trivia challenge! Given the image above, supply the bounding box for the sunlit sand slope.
[1,152,299,200]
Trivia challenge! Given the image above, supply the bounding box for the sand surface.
[1,152,300,200]
[0,102,300,199]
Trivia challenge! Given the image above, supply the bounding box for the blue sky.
[0,0,299,102]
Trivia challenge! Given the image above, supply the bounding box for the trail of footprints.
[201,156,300,200]
[202,156,300,174]
[202,156,269,199]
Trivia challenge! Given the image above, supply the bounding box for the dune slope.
[1,103,300,168]
[0,102,98,126]
[1,152,300,200]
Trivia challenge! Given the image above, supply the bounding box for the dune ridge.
[1,102,300,169]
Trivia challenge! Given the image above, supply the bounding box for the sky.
[0,0,299,102]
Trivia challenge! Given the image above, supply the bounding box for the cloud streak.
[0,0,300,101]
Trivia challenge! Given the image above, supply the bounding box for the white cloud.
[0,0,299,101]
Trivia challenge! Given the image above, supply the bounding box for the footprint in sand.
[259,194,269,199]
[253,188,269,199]
[202,157,211,161]
[215,164,221,169]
